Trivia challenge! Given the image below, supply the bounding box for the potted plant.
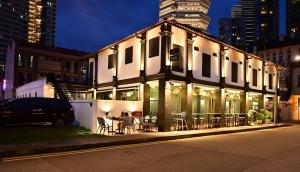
[259,109,272,124]
[248,109,259,126]
[255,112,263,125]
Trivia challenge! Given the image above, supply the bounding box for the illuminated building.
[87,20,283,131]
[159,0,211,30]
[286,0,300,38]
[0,0,56,65]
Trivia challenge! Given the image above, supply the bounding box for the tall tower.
[240,0,260,51]
[258,0,279,44]
[286,0,300,38]
[159,0,211,30]
[0,0,56,65]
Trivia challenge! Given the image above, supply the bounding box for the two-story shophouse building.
[87,20,282,132]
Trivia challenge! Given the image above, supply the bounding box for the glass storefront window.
[171,84,182,113]
[225,90,241,114]
[97,91,113,100]
[192,86,217,114]
[149,83,159,115]
[116,88,139,101]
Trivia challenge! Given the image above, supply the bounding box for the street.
[1,125,300,172]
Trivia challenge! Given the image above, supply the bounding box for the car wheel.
[53,118,65,127]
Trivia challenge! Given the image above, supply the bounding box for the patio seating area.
[96,112,158,135]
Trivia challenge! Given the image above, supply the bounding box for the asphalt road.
[1,125,300,172]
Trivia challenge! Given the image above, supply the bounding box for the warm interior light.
[295,55,300,61]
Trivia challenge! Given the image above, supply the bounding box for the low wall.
[70,100,143,133]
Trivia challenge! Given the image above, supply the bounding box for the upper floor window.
[231,62,238,83]
[108,54,115,69]
[27,73,33,83]
[65,61,71,73]
[125,46,133,64]
[74,62,79,74]
[171,44,184,73]
[269,74,273,90]
[252,69,258,87]
[18,53,24,67]
[202,53,211,78]
[149,37,159,58]
[28,56,34,68]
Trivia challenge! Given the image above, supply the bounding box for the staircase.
[47,74,89,100]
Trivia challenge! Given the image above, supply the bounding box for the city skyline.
[56,0,285,52]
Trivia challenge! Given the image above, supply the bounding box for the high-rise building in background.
[219,0,279,52]
[231,4,242,18]
[240,0,260,51]
[0,0,56,65]
[159,0,211,30]
[219,4,245,50]
[219,17,245,50]
[258,0,279,46]
[286,0,300,38]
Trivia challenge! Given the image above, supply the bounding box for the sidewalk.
[0,124,290,159]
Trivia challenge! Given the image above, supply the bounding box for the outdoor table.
[111,117,125,134]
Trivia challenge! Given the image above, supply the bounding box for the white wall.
[146,26,161,76]
[225,48,245,87]
[16,79,54,98]
[98,49,114,84]
[171,26,187,77]
[193,36,220,83]
[248,57,263,90]
[264,65,276,92]
[118,37,141,80]
[70,100,143,133]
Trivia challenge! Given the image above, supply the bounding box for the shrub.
[259,109,272,120]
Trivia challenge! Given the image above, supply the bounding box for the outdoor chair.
[192,114,199,130]
[149,116,158,132]
[177,112,188,131]
[141,115,151,131]
[125,116,136,134]
[96,117,114,135]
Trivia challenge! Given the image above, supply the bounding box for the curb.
[0,124,290,160]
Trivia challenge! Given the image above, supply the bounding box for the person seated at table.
[117,112,127,132]
[105,112,112,119]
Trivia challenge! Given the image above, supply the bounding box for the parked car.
[0,98,75,127]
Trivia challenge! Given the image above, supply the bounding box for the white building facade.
[88,21,282,132]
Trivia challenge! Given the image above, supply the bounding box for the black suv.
[0,98,75,127]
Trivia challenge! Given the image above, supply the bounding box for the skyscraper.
[286,0,300,38]
[0,0,56,65]
[159,0,211,30]
[258,0,279,45]
[240,0,260,51]
[231,4,242,18]
[219,17,245,50]
[219,4,245,50]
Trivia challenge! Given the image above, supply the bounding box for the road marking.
[2,140,173,163]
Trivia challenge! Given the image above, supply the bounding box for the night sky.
[56,0,286,52]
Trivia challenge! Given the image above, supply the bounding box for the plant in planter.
[255,112,263,125]
[248,110,259,125]
[259,109,272,124]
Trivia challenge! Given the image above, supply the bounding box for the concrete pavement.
[1,125,300,172]
[0,124,287,158]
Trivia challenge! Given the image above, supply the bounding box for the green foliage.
[248,109,259,123]
[248,109,273,123]
[259,109,272,120]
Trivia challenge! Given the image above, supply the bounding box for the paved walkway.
[0,124,289,158]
